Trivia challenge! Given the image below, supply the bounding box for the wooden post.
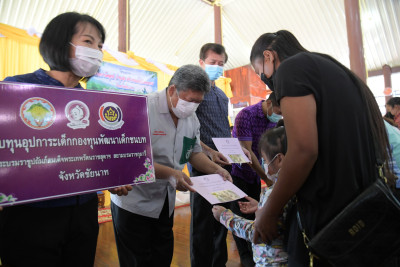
[118,0,129,52]
[214,4,222,44]
[344,0,367,82]
[383,64,392,102]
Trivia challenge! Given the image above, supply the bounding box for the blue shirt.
[195,85,231,150]
[384,121,400,188]
[4,69,97,207]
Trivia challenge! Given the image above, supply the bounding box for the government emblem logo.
[65,100,90,129]
[98,102,124,130]
[20,97,56,130]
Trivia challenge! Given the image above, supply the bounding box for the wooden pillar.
[214,4,222,44]
[344,0,367,82]
[118,0,129,52]
[383,64,392,102]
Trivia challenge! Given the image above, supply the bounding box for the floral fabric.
[219,187,288,266]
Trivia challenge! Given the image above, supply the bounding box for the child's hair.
[258,126,287,160]
[386,97,400,108]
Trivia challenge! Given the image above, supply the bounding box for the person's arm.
[240,140,272,186]
[189,152,232,182]
[253,95,318,244]
[153,162,195,192]
[200,141,230,166]
[212,205,255,242]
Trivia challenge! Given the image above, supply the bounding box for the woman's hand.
[253,206,279,244]
[108,185,133,196]
[238,196,259,214]
[212,205,226,221]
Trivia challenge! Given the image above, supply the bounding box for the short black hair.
[258,126,287,160]
[199,43,228,63]
[386,97,400,108]
[39,12,106,71]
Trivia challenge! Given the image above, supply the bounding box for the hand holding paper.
[212,138,251,164]
[240,146,252,164]
[190,174,246,204]
[215,167,232,183]
[209,150,230,165]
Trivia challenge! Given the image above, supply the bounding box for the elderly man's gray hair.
[168,64,211,93]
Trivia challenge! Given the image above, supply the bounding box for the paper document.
[190,174,247,204]
[212,138,250,163]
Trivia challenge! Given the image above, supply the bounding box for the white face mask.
[69,43,103,77]
[263,154,280,183]
[169,90,199,119]
[267,168,280,183]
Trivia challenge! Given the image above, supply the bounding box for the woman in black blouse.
[249,30,395,266]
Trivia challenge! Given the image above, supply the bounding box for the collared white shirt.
[111,88,202,218]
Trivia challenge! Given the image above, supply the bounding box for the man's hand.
[215,167,232,182]
[108,185,133,196]
[238,196,259,214]
[209,150,230,166]
[241,146,252,164]
[173,170,195,192]
[212,205,226,221]
[253,206,279,244]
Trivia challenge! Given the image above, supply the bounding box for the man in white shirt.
[111,64,232,267]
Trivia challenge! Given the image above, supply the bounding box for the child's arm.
[212,205,254,242]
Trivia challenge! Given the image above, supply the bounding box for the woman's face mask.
[69,43,103,77]
[169,90,200,119]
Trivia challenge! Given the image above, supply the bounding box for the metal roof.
[0,0,399,71]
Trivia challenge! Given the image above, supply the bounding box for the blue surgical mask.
[266,104,282,123]
[205,64,223,81]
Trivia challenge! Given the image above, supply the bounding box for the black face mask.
[260,57,276,91]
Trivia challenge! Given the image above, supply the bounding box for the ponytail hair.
[251,29,394,185]
[250,30,308,63]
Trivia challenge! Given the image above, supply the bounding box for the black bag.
[297,168,400,267]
